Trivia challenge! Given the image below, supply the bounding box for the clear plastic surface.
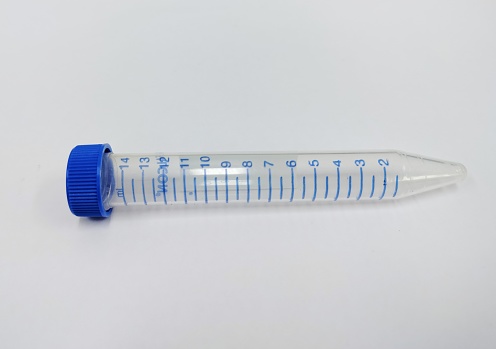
[101,151,466,210]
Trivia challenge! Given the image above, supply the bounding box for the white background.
[1,1,495,348]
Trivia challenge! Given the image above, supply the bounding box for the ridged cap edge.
[66,144,113,218]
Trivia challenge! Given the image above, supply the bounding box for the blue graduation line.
[182,169,188,204]
[324,176,329,199]
[173,178,177,202]
[246,169,250,203]
[280,177,283,200]
[257,177,261,200]
[225,169,229,203]
[357,167,363,201]
[141,171,147,205]
[347,176,352,198]
[268,168,272,202]
[162,173,167,205]
[236,177,239,200]
[379,167,387,200]
[131,179,136,202]
[370,175,375,198]
[302,176,306,200]
[334,167,340,201]
[121,170,127,206]
[290,167,295,202]
[393,175,399,197]
[152,178,156,202]
[203,169,208,204]
[215,177,218,201]
[193,177,198,201]
[312,168,317,202]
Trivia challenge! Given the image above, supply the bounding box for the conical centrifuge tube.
[66,144,467,217]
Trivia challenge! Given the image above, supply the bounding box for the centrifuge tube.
[66,144,467,217]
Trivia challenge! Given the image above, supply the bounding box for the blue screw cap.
[66,144,113,218]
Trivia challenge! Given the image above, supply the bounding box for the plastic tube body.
[102,151,466,209]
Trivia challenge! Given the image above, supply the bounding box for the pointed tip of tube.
[457,163,468,181]
[399,154,467,198]
[446,161,467,184]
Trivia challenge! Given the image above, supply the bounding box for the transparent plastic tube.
[65,144,467,217]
